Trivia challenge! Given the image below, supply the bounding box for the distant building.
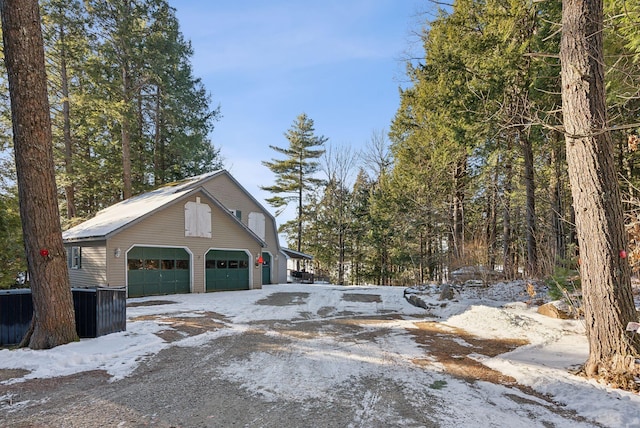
[282,247,314,283]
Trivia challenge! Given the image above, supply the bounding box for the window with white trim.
[68,246,82,269]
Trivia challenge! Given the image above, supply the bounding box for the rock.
[405,294,429,309]
[503,302,528,310]
[439,284,455,301]
[450,266,504,283]
[537,301,574,319]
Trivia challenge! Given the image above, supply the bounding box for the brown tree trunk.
[419,230,425,284]
[121,65,132,200]
[549,150,563,261]
[297,158,303,255]
[521,130,538,277]
[486,165,498,270]
[452,155,466,260]
[338,224,345,285]
[502,144,515,279]
[560,0,640,382]
[153,85,164,185]
[0,0,78,349]
[549,134,567,266]
[59,20,76,219]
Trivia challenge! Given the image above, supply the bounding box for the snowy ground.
[0,281,639,427]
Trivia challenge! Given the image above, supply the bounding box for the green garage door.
[128,247,190,297]
[206,250,250,291]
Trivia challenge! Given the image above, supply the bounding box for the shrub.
[545,266,581,301]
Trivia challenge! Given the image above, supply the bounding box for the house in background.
[282,247,315,283]
[62,170,287,297]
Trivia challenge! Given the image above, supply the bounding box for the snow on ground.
[1,281,639,427]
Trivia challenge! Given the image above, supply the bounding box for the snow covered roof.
[63,171,224,241]
[282,247,313,260]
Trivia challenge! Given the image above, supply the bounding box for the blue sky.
[170,1,432,225]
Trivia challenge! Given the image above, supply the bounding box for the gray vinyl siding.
[106,190,263,293]
[66,241,108,288]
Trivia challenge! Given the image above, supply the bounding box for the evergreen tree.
[309,144,357,285]
[388,0,566,281]
[42,0,91,221]
[0,0,222,287]
[37,0,221,219]
[135,1,222,185]
[390,4,476,274]
[350,169,373,285]
[262,113,327,254]
[0,162,24,288]
[366,171,396,285]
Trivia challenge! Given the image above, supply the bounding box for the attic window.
[184,197,212,238]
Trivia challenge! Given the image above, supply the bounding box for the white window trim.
[69,246,82,269]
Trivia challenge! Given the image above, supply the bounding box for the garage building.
[62,170,287,297]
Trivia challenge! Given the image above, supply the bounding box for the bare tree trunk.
[338,225,345,285]
[486,165,498,270]
[297,157,303,255]
[0,0,78,349]
[121,65,132,200]
[549,136,566,266]
[59,20,76,219]
[502,146,515,279]
[154,85,164,185]
[419,230,425,284]
[560,0,640,382]
[452,155,466,260]
[521,131,538,277]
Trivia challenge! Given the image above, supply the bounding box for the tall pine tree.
[1,0,78,348]
[262,113,326,255]
[560,0,640,386]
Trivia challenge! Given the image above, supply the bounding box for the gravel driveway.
[0,286,599,427]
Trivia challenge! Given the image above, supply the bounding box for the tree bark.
[521,130,538,277]
[59,19,76,219]
[452,155,466,260]
[485,165,498,270]
[297,153,303,255]
[560,0,640,382]
[121,65,132,199]
[0,0,78,349]
[153,85,164,185]
[549,134,567,265]
[502,144,515,279]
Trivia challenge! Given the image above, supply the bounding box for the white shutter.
[185,202,197,237]
[248,212,266,240]
[185,198,212,238]
[197,202,212,238]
